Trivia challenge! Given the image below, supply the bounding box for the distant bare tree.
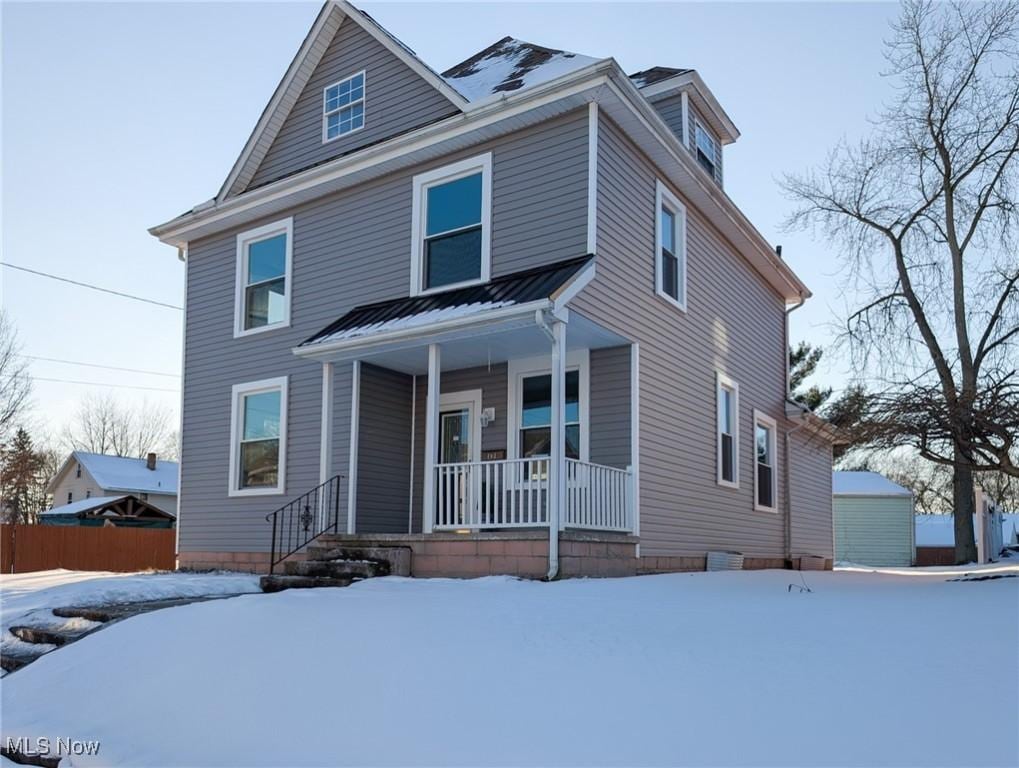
[63,392,176,459]
[0,312,31,440]
[783,0,1019,562]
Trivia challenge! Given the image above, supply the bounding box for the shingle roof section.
[442,37,601,101]
[301,255,593,347]
[74,452,179,495]
[629,66,693,88]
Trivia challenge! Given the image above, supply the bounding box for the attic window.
[694,121,720,179]
[323,71,365,142]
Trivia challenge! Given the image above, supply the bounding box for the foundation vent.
[706,551,744,571]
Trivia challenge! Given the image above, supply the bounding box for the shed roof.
[300,255,593,348]
[832,471,912,497]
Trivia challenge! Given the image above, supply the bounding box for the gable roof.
[218,0,468,202]
[442,37,602,102]
[832,471,912,497]
[40,494,176,519]
[47,452,179,496]
[629,67,693,89]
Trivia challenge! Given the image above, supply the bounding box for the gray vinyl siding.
[356,364,413,533]
[179,111,588,553]
[789,431,834,559]
[649,94,686,145]
[247,18,459,190]
[589,346,631,470]
[834,496,914,566]
[577,113,790,560]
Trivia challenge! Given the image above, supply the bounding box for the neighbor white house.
[46,452,178,516]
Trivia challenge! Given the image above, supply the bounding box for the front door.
[436,390,482,527]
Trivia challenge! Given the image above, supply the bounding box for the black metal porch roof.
[300,255,593,348]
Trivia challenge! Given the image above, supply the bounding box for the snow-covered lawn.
[3,568,1017,767]
[1,569,261,656]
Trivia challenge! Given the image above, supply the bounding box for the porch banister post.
[423,343,441,533]
[549,319,566,575]
[346,360,361,534]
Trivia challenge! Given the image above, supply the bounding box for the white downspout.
[536,310,564,579]
[784,288,807,565]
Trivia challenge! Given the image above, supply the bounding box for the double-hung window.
[716,373,739,488]
[753,410,777,512]
[655,180,687,310]
[410,154,492,295]
[520,371,581,460]
[234,218,293,337]
[323,71,365,142]
[694,120,720,180]
[229,377,288,496]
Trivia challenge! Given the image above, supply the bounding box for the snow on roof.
[628,66,693,89]
[74,452,178,495]
[40,496,129,517]
[318,300,515,344]
[442,37,601,102]
[832,471,912,497]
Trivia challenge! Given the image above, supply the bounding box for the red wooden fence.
[0,524,176,573]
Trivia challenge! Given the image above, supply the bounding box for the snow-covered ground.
[1,569,261,656]
[2,567,1016,767]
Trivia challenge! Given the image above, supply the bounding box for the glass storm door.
[439,408,472,525]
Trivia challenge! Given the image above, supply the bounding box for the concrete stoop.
[258,545,411,593]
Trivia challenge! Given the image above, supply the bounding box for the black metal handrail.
[266,475,343,574]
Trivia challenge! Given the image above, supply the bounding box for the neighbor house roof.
[300,255,594,349]
[40,494,177,519]
[40,496,129,517]
[441,37,602,102]
[46,452,179,496]
[832,471,912,497]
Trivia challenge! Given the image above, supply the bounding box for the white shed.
[833,471,915,566]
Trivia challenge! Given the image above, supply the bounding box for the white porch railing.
[433,457,632,532]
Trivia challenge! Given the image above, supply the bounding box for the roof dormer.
[629,67,738,187]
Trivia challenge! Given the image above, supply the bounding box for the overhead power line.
[1,262,183,310]
[4,375,179,394]
[26,355,180,379]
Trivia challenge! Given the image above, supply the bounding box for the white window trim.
[506,350,590,463]
[228,376,289,497]
[753,409,778,513]
[409,153,492,297]
[233,217,293,338]
[716,372,739,489]
[654,180,687,312]
[322,70,366,144]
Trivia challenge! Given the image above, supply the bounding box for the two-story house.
[150,1,837,577]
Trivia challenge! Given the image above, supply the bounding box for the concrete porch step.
[283,558,386,579]
[305,544,412,576]
[259,575,356,593]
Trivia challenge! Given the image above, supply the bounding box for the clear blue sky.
[2,1,898,438]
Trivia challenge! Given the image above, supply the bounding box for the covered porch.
[295,257,639,567]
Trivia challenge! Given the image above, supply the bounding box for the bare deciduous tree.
[0,311,32,440]
[63,392,176,459]
[783,0,1019,562]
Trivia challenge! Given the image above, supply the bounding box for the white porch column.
[422,344,441,533]
[630,343,640,541]
[346,360,361,534]
[318,362,334,530]
[548,320,567,575]
[319,362,334,486]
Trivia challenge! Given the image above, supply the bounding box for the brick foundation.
[179,536,833,577]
